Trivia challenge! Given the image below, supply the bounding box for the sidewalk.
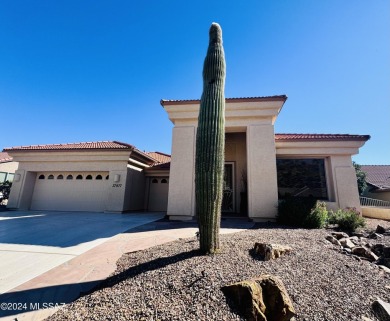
[0,218,254,321]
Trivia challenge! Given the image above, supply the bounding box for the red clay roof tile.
[275,133,370,141]
[0,152,12,163]
[3,141,135,151]
[160,95,287,106]
[146,152,171,164]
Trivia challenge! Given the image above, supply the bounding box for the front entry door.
[222,163,234,212]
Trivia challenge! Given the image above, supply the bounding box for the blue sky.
[0,1,389,164]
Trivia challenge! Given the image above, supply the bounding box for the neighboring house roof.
[0,152,12,163]
[275,133,370,141]
[146,152,171,164]
[160,95,288,106]
[361,165,390,190]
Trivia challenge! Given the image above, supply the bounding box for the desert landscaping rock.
[376,225,388,234]
[372,299,390,321]
[339,237,356,249]
[253,243,292,261]
[48,218,390,321]
[325,235,341,246]
[331,231,349,240]
[222,274,295,321]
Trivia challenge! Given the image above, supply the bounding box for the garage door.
[148,177,169,211]
[30,172,109,212]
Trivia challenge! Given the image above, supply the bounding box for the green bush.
[277,197,328,228]
[306,201,328,228]
[328,207,366,232]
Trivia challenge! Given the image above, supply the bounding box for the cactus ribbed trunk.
[195,23,226,254]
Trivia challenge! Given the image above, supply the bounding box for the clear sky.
[0,1,389,164]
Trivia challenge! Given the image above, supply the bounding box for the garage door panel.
[31,173,108,212]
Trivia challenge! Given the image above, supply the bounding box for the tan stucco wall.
[164,99,285,221]
[7,150,132,212]
[166,126,196,220]
[247,124,278,221]
[362,206,390,220]
[0,161,18,175]
[276,141,364,212]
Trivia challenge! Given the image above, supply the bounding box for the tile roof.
[0,152,12,163]
[146,152,171,164]
[275,133,370,141]
[361,165,390,189]
[3,141,135,151]
[149,162,171,170]
[160,95,287,106]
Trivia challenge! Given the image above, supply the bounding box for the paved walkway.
[0,213,254,321]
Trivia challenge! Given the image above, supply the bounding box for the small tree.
[195,23,226,254]
[353,161,367,195]
[0,181,12,203]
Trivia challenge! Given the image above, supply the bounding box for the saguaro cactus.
[195,22,226,254]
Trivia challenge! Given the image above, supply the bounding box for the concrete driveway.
[0,211,164,294]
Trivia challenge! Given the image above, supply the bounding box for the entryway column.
[246,124,278,221]
[167,126,196,220]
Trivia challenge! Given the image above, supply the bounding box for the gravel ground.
[50,218,390,321]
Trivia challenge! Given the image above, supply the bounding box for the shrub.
[277,197,328,228]
[328,207,366,232]
[0,181,12,202]
[305,201,328,228]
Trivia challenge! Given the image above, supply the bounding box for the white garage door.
[148,177,169,211]
[30,172,109,212]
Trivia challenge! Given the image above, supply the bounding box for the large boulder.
[351,247,379,262]
[253,243,292,261]
[222,275,295,321]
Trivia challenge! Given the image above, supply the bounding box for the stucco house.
[0,152,17,183]
[361,165,390,202]
[3,96,370,221]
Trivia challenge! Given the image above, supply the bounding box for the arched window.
[48,174,54,180]
[86,175,93,180]
[161,179,168,184]
[67,175,73,180]
[38,174,45,180]
[105,175,109,180]
[152,178,158,183]
[76,175,83,180]
[96,175,102,180]
[57,175,64,180]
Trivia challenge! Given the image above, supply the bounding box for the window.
[276,158,328,200]
[76,175,83,180]
[152,178,158,183]
[6,173,14,182]
[106,175,109,180]
[0,172,7,182]
[67,175,73,180]
[39,174,45,180]
[48,174,54,180]
[96,175,102,180]
[161,179,168,184]
[86,175,92,180]
[57,175,64,180]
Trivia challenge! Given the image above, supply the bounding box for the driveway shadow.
[0,249,200,318]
